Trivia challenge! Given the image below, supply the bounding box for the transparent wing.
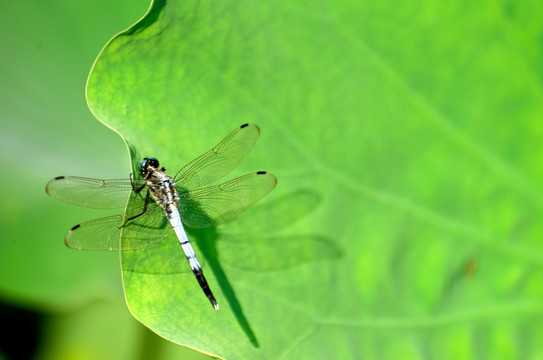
[65,201,169,250]
[178,171,277,228]
[174,123,261,189]
[46,176,142,209]
[65,214,124,250]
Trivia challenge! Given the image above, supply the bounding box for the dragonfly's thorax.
[139,157,180,209]
[146,169,180,209]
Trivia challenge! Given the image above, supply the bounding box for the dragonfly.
[46,123,277,310]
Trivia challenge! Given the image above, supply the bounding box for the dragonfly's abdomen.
[167,204,200,271]
[146,169,218,310]
[166,203,219,310]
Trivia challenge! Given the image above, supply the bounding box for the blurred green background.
[2,0,543,359]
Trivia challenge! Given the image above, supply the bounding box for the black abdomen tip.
[240,123,249,128]
[54,176,65,180]
[256,171,267,175]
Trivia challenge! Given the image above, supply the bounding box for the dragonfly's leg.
[120,189,150,228]
[130,173,147,193]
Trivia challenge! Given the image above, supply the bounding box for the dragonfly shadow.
[121,187,339,348]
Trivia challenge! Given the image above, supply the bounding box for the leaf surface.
[87,0,543,358]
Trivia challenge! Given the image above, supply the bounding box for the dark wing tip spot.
[240,123,249,128]
[70,224,81,231]
[54,176,65,180]
[256,171,267,175]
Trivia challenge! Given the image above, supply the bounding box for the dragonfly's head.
[140,157,159,178]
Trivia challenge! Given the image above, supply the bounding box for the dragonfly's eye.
[139,158,150,177]
[139,157,159,177]
[148,158,160,168]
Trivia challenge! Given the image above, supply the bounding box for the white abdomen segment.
[165,203,218,310]
[166,204,201,270]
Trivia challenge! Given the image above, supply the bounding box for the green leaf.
[87,0,543,359]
